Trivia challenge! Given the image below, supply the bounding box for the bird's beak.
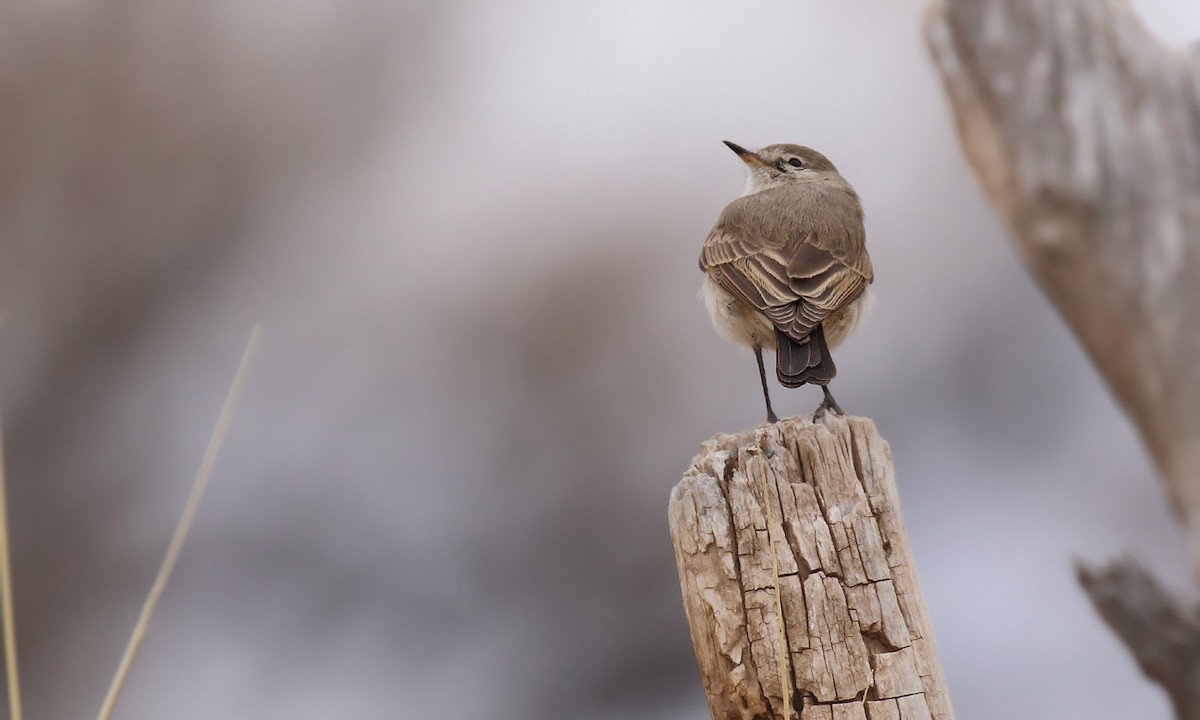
[723,140,769,168]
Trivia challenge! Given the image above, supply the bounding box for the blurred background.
[1,1,1198,718]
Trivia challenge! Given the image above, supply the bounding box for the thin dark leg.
[813,385,845,419]
[754,344,779,423]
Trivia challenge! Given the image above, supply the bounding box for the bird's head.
[723,141,841,196]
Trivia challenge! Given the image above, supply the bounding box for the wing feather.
[699,183,870,343]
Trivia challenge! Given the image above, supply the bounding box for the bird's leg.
[812,385,845,419]
[754,344,779,423]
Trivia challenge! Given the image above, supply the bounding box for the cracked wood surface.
[927,1,1200,716]
[669,416,952,720]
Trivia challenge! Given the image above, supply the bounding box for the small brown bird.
[700,141,872,423]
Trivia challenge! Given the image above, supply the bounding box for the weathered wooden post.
[669,415,954,720]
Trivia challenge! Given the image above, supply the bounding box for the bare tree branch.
[927,0,1200,550]
[927,0,1200,713]
[1077,559,1200,720]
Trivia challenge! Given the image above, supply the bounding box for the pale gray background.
[2,1,1199,718]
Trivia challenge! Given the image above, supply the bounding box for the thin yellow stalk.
[0,415,23,720]
[96,326,261,720]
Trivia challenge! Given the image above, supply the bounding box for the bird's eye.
[788,158,804,168]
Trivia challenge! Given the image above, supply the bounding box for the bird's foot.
[811,386,845,421]
[766,409,779,424]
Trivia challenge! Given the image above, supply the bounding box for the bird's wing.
[700,185,870,343]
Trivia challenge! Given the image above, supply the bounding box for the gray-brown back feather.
[699,180,871,345]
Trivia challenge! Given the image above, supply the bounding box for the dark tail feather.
[775,325,836,388]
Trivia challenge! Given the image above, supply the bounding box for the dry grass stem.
[0,417,22,720]
[95,326,261,720]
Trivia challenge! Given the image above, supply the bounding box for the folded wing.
[699,184,871,386]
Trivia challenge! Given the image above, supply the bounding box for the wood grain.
[669,416,952,720]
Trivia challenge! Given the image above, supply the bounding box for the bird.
[700,140,872,423]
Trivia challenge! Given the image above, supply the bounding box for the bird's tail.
[775,325,836,388]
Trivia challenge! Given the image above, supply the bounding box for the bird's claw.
[812,387,845,420]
